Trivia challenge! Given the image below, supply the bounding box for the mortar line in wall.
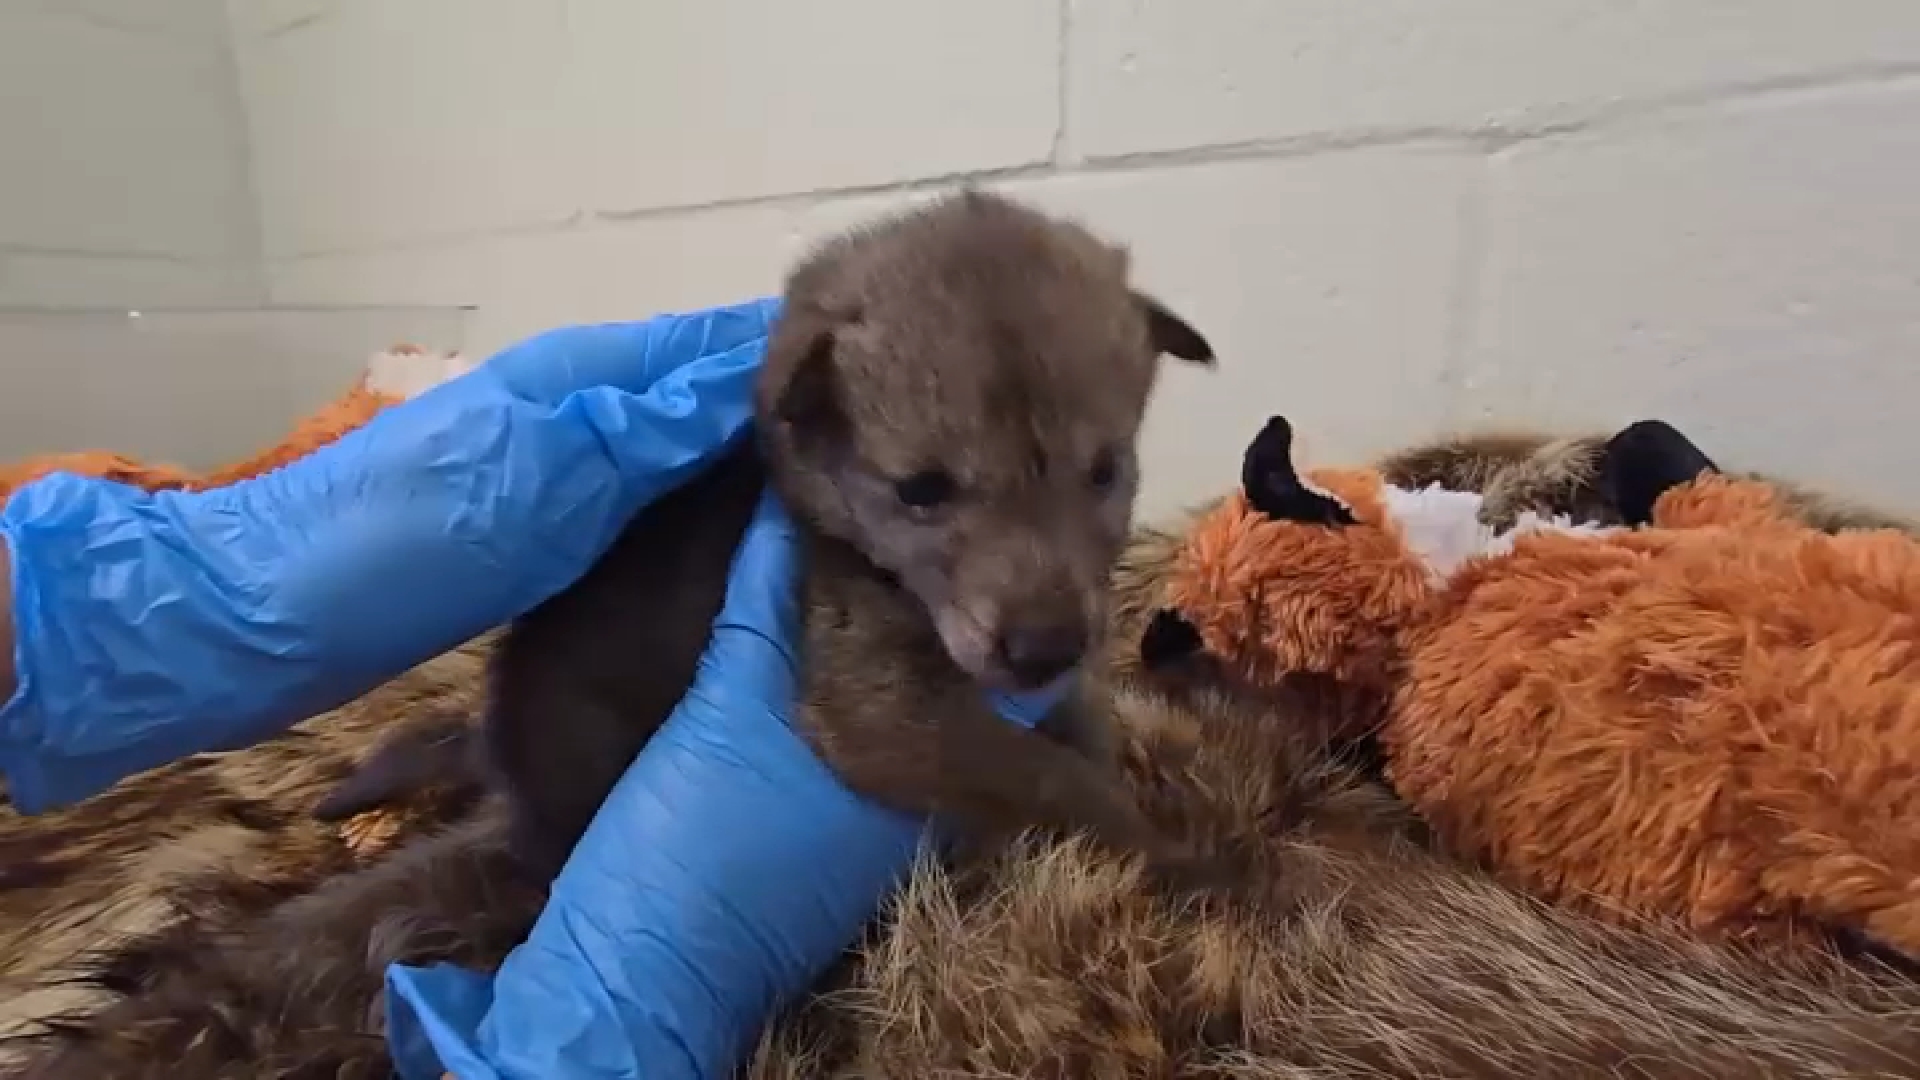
[276,132,1442,261]
[1074,63,1920,170]
[1473,61,1920,156]
[254,129,1500,261]
[269,162,1058,261]
[1048,0,1073,164]
[267,60,1920,264]
[0,245,208,265]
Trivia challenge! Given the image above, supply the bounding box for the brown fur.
[9,424,1919,1078]
[1379,428,1920,536]
[481,190,1220,888]
[752,191,1218,883]
[4,190,1222,1076]
[747,678,1920,1080]
[1154,415,1920,958]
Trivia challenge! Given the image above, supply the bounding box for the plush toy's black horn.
[1242,415,1356,526]
[1598,418,1720,527]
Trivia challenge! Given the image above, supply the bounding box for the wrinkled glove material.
[386,491,1075,1080]
[0,298,781,814]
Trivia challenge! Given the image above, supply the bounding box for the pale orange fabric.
[0,377,400,508]
[1166,468,1920,954]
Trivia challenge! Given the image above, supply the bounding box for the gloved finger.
[548,336,765,517]
[483,299,781,404]
[464,697,924,1080]
[250,347,765,681]
[0,338,771,814]
[985,679,1075,729]
[701,488,800,679]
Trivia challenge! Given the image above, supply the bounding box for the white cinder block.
[1467,80,1920,513]
[796,150,1477,518]
[237,0,575,256]
[0,11,254,259]
[1068,0,1920,159]
[571,0,1059,214]
[267,201,801,357]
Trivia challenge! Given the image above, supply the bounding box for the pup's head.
[756,189,1216,691]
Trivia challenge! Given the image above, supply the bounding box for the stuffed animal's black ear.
[1243,415,1356,526]
[1598,419,1720,526]
[1135,292,1215,366]
[1140,609,1204,670]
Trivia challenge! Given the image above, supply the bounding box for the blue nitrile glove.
[0,299,782,815]
[385,488,1073,1080]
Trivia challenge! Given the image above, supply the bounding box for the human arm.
[384,488,922,1079]
[0,537,13,707]
[0,299,781,815]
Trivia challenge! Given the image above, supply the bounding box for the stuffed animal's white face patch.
[1378,484,1618,584]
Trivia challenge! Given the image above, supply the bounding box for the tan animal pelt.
[4,428,1916,1078]
[1377,428,1919,535]
[0,637,492,1057]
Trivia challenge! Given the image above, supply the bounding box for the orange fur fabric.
[0,376,400,507]
[1145,415,1920,960]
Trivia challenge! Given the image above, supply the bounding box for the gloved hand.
[383,488,1072,1080]
[0,299,781,815]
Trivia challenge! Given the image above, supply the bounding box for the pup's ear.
[1243,415,1357,526]
[764,309,848,444]
[1140,608,1204,670]
[1598,419,1720,526]
[1135,292,1215,366]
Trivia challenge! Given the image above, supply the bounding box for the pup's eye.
[895,468,956,509]
[1088,448,1120,491]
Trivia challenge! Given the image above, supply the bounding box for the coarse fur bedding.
[1375,428,1919,535]
[0,639,491,1055]
[4,426,1918,1078]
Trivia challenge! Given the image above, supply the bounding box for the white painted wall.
[228,1,1920,519]
[0,0,261,308]
[0,3,473,469]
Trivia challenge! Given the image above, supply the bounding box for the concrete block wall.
[0,0,261,308]
[229,0,1920,519]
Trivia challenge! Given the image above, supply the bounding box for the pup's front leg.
[800,674,1220,897]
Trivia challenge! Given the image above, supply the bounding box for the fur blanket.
[0,638,491,1052]
[2,429,1917,1078]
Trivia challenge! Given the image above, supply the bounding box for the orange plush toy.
[1142,414,1920,961]
[0,344,469,505]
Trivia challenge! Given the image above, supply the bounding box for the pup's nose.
[996,622,1089,688]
